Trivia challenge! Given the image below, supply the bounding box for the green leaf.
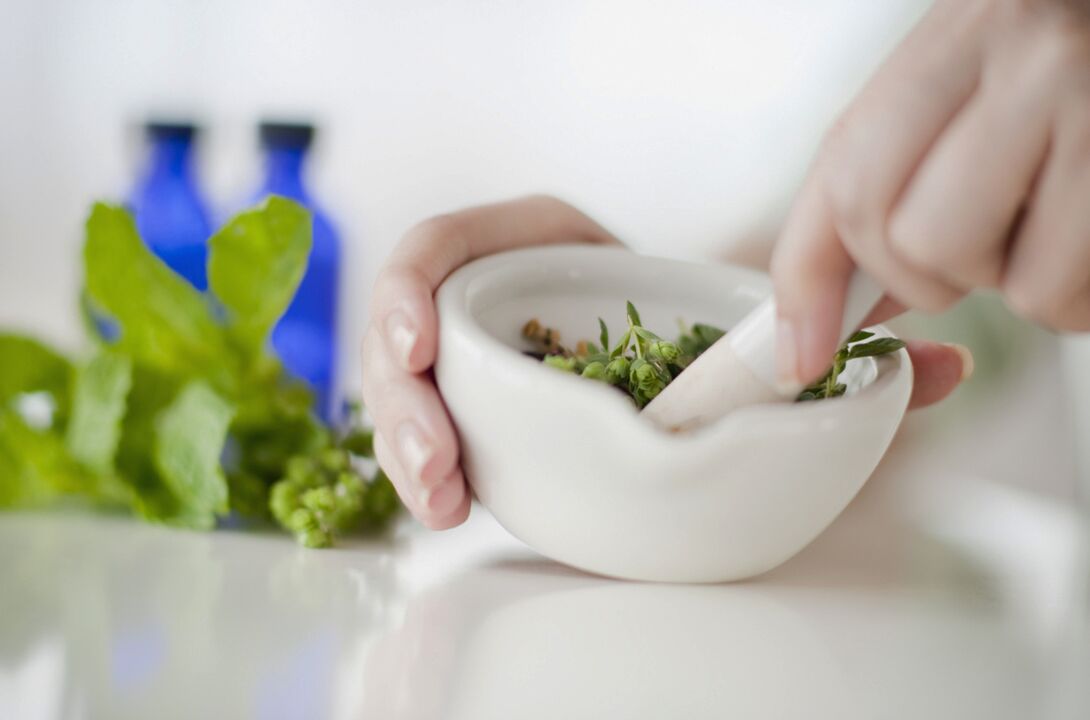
[83,204,230,382]
[150,382,235,529]
[0,334,73,422]
[65,351,132,475]
[693,323,726,347]
[846,337,906,359]
[633,326,662,343]
[0,409,116,508]
[207,196,312,352]
[610,328,632,359]
[846,330,875,343]
[625,301,642,326]
[598,318,609,351]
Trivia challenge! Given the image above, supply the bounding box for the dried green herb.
[525,302,906,408]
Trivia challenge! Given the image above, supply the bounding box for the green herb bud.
[336,471,363,496]
[543,355,577,372]
[299,527,332,549]
[285,456,313,482]
[302,486,336,514]
[269,482,297,521]
[629,359,667,401]
[648,341,680,364]
[604,357,630,384]
[581,361,606,380]
[319,448,349,473]
[288,507,318,533]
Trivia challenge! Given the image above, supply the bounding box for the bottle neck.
[260,145,309,201]
[147,136,196,182]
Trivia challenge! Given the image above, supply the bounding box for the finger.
[771,174,855,385]
[371,195,621,374]
[812,1,979,313]
[889,36,1060,290]
[419,467,471,531]
[773,3,980,384]
[860,295,907,327]
[374,430,470,530]
[1003,86,1090,331]
[904,340,973,410]
[361,327,461,503]
[372,430,416,514]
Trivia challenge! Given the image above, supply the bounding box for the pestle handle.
[641,271,884,431]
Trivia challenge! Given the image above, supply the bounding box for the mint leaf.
[83,204,231,383]
[0,334,73,423]
[208,196,312,353]
[151,382,235,529]
[65,351,132,475]
[0,409,102,508]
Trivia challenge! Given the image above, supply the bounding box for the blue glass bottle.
[251,122,340,420]
[128,122,213,290]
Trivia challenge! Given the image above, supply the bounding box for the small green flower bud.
[629,359,666,401]
[543,355,576,372]
[299,527,332,548]
[319,448,349,473]
[288,507,318,533]
[581,361,606,380]
[336,471,364,497]
[269,483,297,521]
[604,357,630,384]
[648,341,680,364]
[285,456,313,481]
[302,486,336,514]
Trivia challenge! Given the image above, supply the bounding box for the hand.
[363,197,970,531]
[361,195,621,529]
[771,0,1090,385]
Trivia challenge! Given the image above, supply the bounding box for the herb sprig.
[524,301,905,407]
[0,199,401,547]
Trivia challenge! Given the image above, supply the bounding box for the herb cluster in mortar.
[523,301,905,407]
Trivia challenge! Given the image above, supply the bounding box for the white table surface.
[2,454,1087,720]
[2,334,1089,720]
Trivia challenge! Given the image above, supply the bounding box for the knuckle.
[396,214,470,275]
[404,213,465,250]
[1040,29,1090,79]
[1003,274,1063,326]
[370,265,401,309]
[359,329,391,410]
[815,119,867,233]
[524,193,567,211]
[895,284,956,315]
[887,214,936,270]
[1022,6,1090,75]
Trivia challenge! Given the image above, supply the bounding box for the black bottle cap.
[259,121,316,149]
[144,121,199,141]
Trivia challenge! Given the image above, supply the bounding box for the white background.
[0,0,930,375]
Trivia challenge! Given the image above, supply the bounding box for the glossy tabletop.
[2,413,1088,720]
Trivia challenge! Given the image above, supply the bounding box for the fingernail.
[396,421,433,488]
[776,316,799,388]
[385,310,417,369]
[945,343,974,381]
[420,475,463,515]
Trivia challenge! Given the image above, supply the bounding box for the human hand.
[771,0,1090,385]
[363,196,970,531]
[360,196,621,529]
